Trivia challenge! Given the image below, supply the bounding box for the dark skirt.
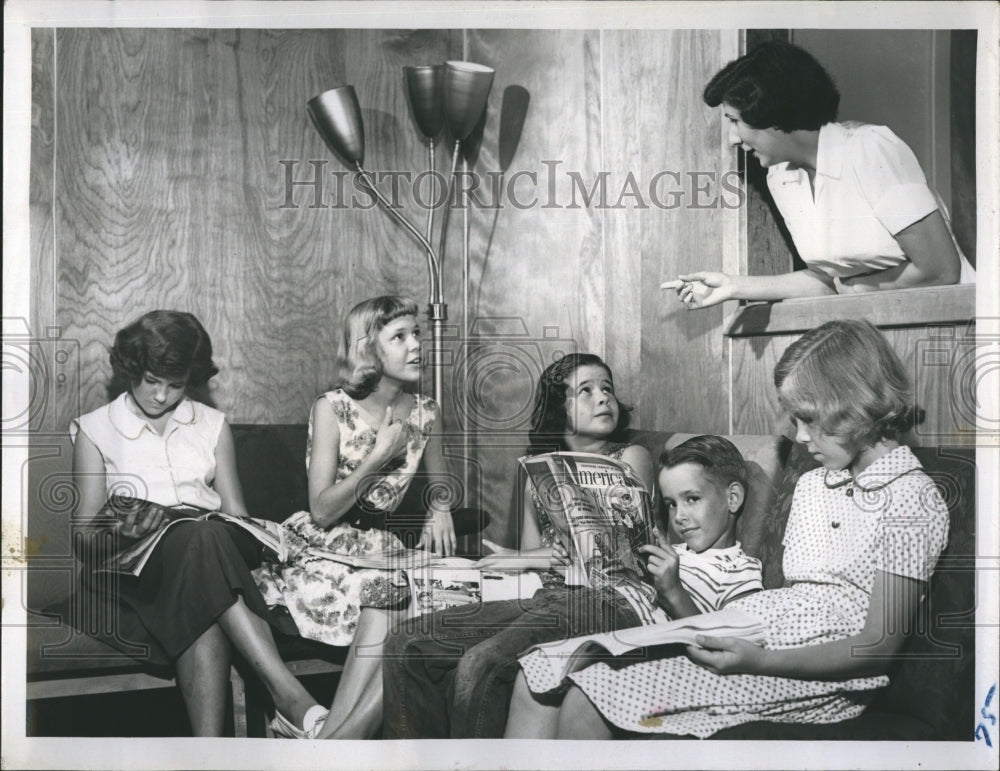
[75,520,271,666]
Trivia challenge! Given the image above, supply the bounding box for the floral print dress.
[253,389,438,645]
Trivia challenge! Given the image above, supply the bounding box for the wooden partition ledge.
[725,284,977,446]
[726,284,975,337]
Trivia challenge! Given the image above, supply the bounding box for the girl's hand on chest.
[372,406,409,465]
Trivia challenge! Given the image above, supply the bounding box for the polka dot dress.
[519,544,762,694]
[561,445,950,737]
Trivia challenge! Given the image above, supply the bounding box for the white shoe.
[270,705,329,739]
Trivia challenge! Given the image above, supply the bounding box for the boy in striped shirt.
[642,434,763,619]
[511,435,763,704]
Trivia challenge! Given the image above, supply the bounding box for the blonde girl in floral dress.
[254,296,455,738]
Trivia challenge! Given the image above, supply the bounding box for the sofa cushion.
[863,446,976,741]
[231,424,310,522]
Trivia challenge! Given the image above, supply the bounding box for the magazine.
[472,554,558,571]
[304,545,441,570]
[406,563,544,616]
[519,451,654,589]
[524,607,767,684]
[93,495,286,576]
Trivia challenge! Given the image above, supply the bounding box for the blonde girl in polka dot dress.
[525,319,950,738]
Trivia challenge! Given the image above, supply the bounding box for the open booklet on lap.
[93,494,286,576]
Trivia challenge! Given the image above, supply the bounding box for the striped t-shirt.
[674,542,763,613]
[624,541,762,626]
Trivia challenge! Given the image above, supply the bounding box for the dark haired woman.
[677,40,973,308]
[381,353,657,739]
[71,311,325,737]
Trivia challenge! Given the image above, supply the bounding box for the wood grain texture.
[600,30,647,411]
[29,29,59,434]
[622,29,731,436]
[50,29,458,425]
[731,324,979,446]
[463,29,597,545]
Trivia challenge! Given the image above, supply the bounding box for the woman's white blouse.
[767,122,974,281]
[71,393,225,511]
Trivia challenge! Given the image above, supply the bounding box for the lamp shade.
[307,86,365,165]
[443,61,495,142]
[404,65,445,140]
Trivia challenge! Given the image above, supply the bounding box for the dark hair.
[109,310,218,393]
[659,435,748,498]
[774,319,914,448]
[527,353,632,454]
[337,295,420,399]
[703,40,840,131]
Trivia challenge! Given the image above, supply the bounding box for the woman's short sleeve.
[875,472,950,582]
[851,126,939,236]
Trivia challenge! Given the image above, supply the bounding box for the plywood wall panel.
[50,29,458,425]
[462,29,598,545]
[599,31,646,409]
[604,29,730,436]
[29,29,58,433]
[731,325,978,447]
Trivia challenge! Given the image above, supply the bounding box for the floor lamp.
[307,62,494,405]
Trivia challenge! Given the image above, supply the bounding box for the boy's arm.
[657,581,702,619]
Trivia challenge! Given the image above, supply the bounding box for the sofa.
[24,424,976,741]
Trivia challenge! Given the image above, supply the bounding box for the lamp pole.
[307,61,494,408]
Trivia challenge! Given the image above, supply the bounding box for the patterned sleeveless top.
[307,388,439,513]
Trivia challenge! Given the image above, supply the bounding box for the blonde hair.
[337,296,419,399]
[774,319,914,448]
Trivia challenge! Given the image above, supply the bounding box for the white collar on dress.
[108,391,197,439]
[823,444,921,492]
[814,121,847,181]
[767,121,849,185]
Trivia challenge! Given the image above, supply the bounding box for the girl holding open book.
[252,295,457,739]
[71,310,324,737]
[532,320,950,738]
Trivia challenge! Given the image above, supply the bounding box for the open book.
[303,545,441,570]
[406,559,545,616]
[523,607,767,685]
[520,451,653,589]
[93,495,285,576]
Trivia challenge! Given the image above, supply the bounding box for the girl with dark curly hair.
[381,352,659,739]
[71,310,326,738]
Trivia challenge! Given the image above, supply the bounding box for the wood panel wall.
[458,29,734,545]
[731,323,979,447]
[33,28,461,432]
[31,28,737,546]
